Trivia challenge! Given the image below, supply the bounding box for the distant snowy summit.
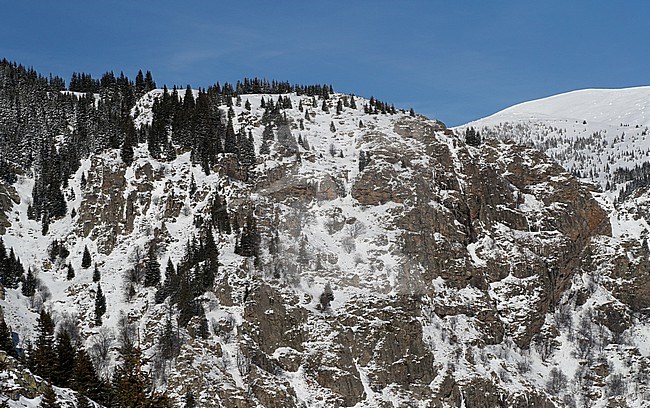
[459,86,650,195]
[471,85,650,127]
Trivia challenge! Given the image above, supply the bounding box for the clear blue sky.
[1,1,649,126]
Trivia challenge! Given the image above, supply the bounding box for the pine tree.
[184,391,197,408]
[409,107,415,117]
[120,137,134,166]
[144,246,161,287]
[0,314,16,357]
[330,121,336,133]
[159,314,180,361]
[144,70,156,91]
[464,127,482,146]
[95,283,106,326]
[135,70,145,95]
[73,347,105,404]
[259,139,270,155]
[81,246,92,268]
[155,259,178,304]
[297,235,310,266]
[189,173,197,196]
[111,347,150,407]
[66,263,75,280]
[224,118,238,154]
[120,117,137,165]
[31,310,56,381]
[93,264,101,282]
[54,330,76,387]
[211,193,231,234]
[1,247,22,289]
[238,130,256,167]
[0,238,6,276]
[40,383,58,408]
[262,123,274,141]
[235,214,260,258]
[22,267,37,297]
[318,283,334,311]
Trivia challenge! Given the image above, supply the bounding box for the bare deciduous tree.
[546,367,567,395]
[89,326,114,379]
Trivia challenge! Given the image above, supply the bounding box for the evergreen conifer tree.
[81,246,92,268]
[111,346,150,407]
[318,283,334,311]
[224,118,238,154]
[40,383,58,408]
[189,173,197,196]
[464,127,482,146]
[262,123,274,141]
[31,310,56,381]
[120,117,137,165]
[144,70,156,91]
[66,263,75,280]
[120,136,135,166]
[135,70,145,95]
[1,248,23,289]
[235,214,260,258]
[155,259,178,304]
[0,314,16,357]
[144,246,161,287]
[297,235,310,266]
[73,347,105,404]
[159,314,180,361]
[93,264,100,282]
[95,284,106,325]
[259,139,270,155]
[22,267,37,297]
[54,330,76,387]
[184,391,197,408]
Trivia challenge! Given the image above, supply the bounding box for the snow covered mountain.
[461,86,650,241]
[1,63,649,407]
[463,86,650,193]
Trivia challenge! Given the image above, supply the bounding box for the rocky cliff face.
[1,91,648,407]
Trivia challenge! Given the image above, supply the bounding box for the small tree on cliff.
[81,246,92,269]
[317,283,334,311]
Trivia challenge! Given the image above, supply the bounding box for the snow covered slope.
[463,86,650,194]
[478,86,650,126]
